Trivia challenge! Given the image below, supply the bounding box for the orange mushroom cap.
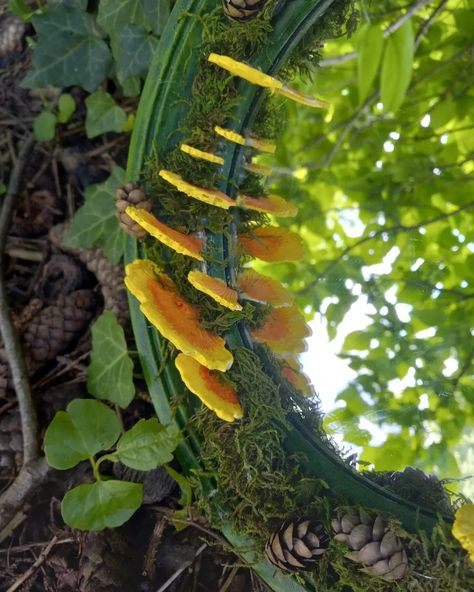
[250,305,311,355]
[187,270,242,311]
[238,226,305,262]
[214,126,276,154]
[452,503,474,562]
[159,169,235,210]
[175,353,242,423]
[237,269,294,307]
[125,260,233,372]
[281,360,313,397]
[237,193,298,218]
[125,207,204,261]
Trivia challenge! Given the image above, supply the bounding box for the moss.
[191,346,332,547]
[280,0,358,80]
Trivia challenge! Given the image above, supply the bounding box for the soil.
[0,10,270,592]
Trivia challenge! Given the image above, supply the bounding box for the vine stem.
[0,136,50,535]
[0,135,39,463]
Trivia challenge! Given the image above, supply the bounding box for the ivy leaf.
[117,419,182,470]
[97,0,169,36]
[33,111,57,142]
[85,91,127,138]
[64,166,125,264]
[48,0,88,8]
[57,93,76,124]
[165,465,192,507]
[22,7,111,92]
[87,312,135,408]
[61,481,143,531]
[44,399,121,470]
[112,25,158,80]
[380,20,414,113]
[357,23,384,104]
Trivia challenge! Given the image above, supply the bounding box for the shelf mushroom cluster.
[125,53,327,422]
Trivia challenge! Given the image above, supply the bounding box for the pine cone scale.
[265,518,329,572]
[332,507,409,581]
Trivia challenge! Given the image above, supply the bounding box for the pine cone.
[23,290,96,363]
[48,224,129,325]
[115,182,152,238]
[222,0,266,21]
[113,462,176,504]
[0,409,22,476]
[331,507,409,581]
[265,518,329,572]
[77,248,129,326]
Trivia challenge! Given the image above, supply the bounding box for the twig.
[0,137,51,534]
[415,0,449,50]
[156,543,207,592]
[0,537,74,554]
[309,92,378,170]
[299,201,474,295]
[219,565,239,592]
[0,457,49,536]
[6,535,58,592]
[0,135,39,463]
[319,0,434,67]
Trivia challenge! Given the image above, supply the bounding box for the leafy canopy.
[267,0,474,487]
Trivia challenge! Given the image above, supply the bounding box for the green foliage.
[22,6,111,92]
[356,23,383,104]
[32,93,77,142]
[64,166,125,263]
[8,0,35,22]
[112,25,159,80]
[44,399,121,470]
[57,93,76,123]
[268,0,474,488]
[61,480,143,531]
[33,110,56,142]
[85,91,127,138]
[23,0,170,96]
[87,312,135,408]
[380,21,415,113]
[45,399,182,530]
[116,418,182,470]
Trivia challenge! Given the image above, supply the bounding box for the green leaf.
[48,0,88,8]
[57,93,76,124]
[165,465,192,507]
[64,166,126,263]
[0,182,6,196]
[112,25,158,80]
[22,7,111,92]
[87,311,135,408]
[342,330,372,351]
[33,111,57,142]
[85,91,127,138]
[119,76,142,97]
[117,419,182,470]
[97,0,169,36]
[380,20,414,113]
[357,23,384,104]
[8,0,35,21]
[61,480,143,530]
[44,399,121,470]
